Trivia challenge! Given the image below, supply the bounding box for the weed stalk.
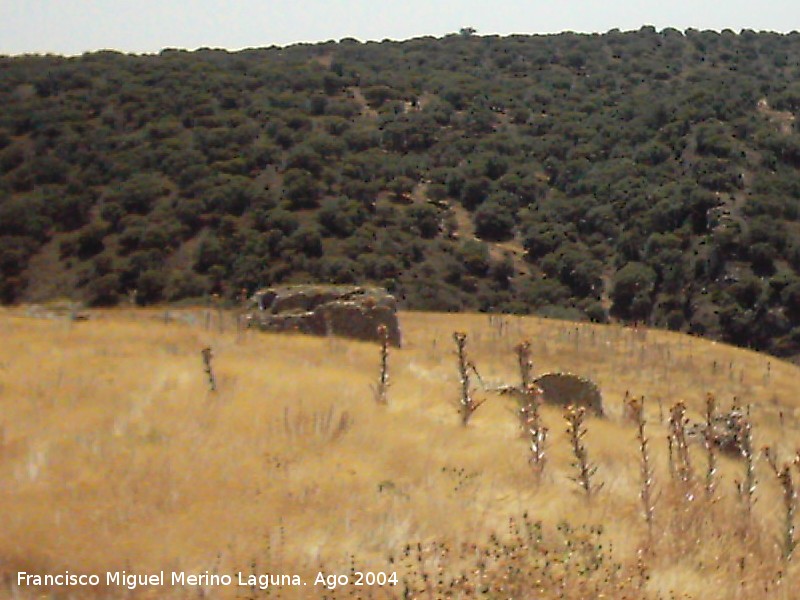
[668,402,693,496]
[453,332,484,426]
[764,446,797,560]
[736,416,757,517]
[630,397,656,535]
[373,324,390,405]
[564,405,601,499]
[703,393,718,499]
[521,384,548,482]
[514,341,533,389]
[201,346,216,392]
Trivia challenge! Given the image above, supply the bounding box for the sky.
[2,0,800,56]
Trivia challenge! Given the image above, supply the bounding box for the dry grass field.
[1,306,800,598]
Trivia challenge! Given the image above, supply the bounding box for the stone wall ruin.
[246,285,402,346]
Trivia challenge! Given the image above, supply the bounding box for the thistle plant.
[372,324,390,405]
[236,287,249,337]
[667,433,675,480]
[564,406,601,499]
[736,415,757,517]
[201,346,216,392]
[514,341,533,389]
[520,384,548,482]
[212,292,224,333]
[621,390,634,423]
[453,332,485,426]
[764,446,797,560]
[703,393,718,499]
[629,397,656,535]
[668,402,693,496]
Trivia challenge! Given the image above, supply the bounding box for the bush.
[0,196,51,240]
[541,245,602,298]
[611,262,656,319]
[457,240,490,277]
[318,197,364,237]
[136,270,167,304]
[204,177,260,216]
[518,277,571,307]
[283,168,323,209]
[76,223,107,259]
[110,173,166,214]
[781,281,800,319]
[460,177,490,210]
[586,302,609,323]
[405,204,440,239]
[196,236,225,273]
[522,222,571,260]
[86,273,121,306]
[319,256,363,283]
[285,225,323,258]
[749,242,776,275]
[474,201,515,241]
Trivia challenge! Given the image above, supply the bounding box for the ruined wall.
[532,373,604,417]
[247,285,402,346]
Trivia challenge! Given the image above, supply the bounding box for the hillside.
[4,29,800,358]
[2,308,800,598]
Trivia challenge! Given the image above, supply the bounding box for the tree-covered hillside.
[4,27,800,357]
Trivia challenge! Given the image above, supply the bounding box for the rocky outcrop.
[26,302,89,322]
[247,285,401,346]
[531,373,604,417]
[687,410,746,456]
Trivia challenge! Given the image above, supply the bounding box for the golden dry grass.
[1,307,800,598]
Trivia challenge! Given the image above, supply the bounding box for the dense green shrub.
[474,201,515,241]
[611,262,657,319]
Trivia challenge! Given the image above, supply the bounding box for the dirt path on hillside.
[20,237,81,303]
[757,98,795,135]
[309,52,334,68]
[680,122,751,238]
[348,87,378,119]
[449,203,529,276]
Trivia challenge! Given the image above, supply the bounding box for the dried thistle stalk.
[630,397,656,535]
[201,346,216,392]
[453,332,485,426]
[514,341,533,389]
[668,402,693,496]
[521,384,548,482]
[703,393,718,499]
[736,416,757,516]
[764,446,797,559]
[564,405,601,499]
[372,324,390,405]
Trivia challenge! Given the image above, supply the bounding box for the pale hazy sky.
[2,0,800,56]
